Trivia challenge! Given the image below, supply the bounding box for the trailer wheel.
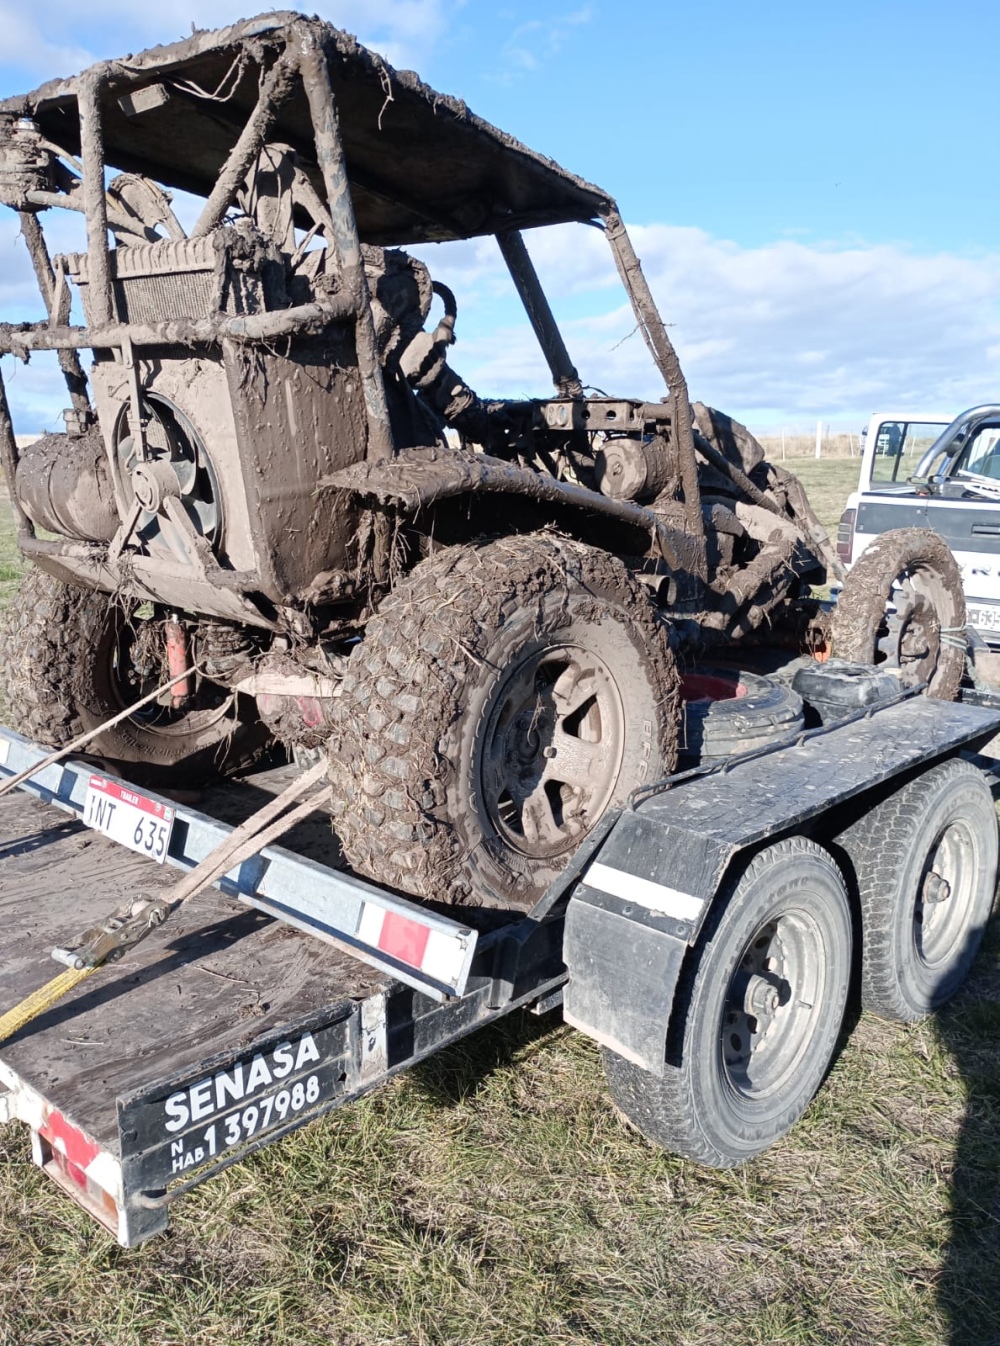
[603,837,852,1166]
[328,533,679,908]
[831,528,965,699]
[0,566,268,786]
[837,758,998,1021]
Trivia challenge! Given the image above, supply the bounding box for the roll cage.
[0,11,706,566]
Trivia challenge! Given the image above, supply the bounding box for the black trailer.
[2,688,999,1245]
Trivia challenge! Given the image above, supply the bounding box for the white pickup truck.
[838,406,1000,645]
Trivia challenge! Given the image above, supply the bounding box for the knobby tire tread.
[831,527,965,699]
[328,533,678,906]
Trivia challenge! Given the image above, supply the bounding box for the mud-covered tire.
[836,758,998,1021]
[603,837,852,1166]
[0,566,268,787]
[328,534,679,908]
[832,528,965,699]
[680,667,804,760]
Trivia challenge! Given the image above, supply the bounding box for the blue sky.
[1,0,999,431]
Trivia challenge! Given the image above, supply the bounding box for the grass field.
[2,462,1000,1346]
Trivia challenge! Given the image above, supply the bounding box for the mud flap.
[561,810,740,1075]
[562,896,687,1074]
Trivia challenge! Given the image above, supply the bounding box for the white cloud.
[420,223,1000,426]
[499,5,595,78]
[0,0,459,83]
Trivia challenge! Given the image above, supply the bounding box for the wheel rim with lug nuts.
[481,643,626,860]
[914,821,977,972]
[720,910,828,1103]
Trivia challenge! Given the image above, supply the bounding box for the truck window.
[870,422,945,484]
[955,423,1000,480]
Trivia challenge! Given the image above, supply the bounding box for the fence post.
[815,419,823,459]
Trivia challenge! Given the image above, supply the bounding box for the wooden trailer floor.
[0,768,390,1153]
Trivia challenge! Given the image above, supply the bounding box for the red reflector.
[40,1109,101,1187]
[378,911,431,967]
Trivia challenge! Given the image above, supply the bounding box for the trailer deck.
[0,739,566,1244]
[3,692,1000,1245]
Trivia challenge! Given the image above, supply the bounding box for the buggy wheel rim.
[480,642,627,860]
[107,617,235,739]
[876,568,943,686]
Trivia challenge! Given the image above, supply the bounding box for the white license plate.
[967,604,1000,632]
[83,776,175,863]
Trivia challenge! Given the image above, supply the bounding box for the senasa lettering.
[164,1033,322,1133]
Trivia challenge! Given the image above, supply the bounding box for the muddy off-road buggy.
[0,13,964,910]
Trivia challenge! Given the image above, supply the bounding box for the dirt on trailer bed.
[0,776,388,1153]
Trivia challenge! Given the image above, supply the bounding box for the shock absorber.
[163,613,192,708]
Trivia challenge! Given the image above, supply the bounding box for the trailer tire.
[328,533,679,909]
[836,758,998,1021]
[0,565,268,786]
[680,667,804,760]
[603,837,852,1166]
[831,528,965,699]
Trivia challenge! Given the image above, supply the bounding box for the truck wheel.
[0,566,268,787]
[831,528,965,699]
[680,667,804,760]
[602,837,852,1166]
[328,534,679,908]
[836,758,998,1021]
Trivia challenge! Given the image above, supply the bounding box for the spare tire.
[831,528,965,699]
[680,667,804,761]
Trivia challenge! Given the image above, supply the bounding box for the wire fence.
[753,431,860,461]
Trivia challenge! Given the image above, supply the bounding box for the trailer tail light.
[837,508,857,564]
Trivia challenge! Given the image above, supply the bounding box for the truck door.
[938,420,1000,629]
[853,419,944,548]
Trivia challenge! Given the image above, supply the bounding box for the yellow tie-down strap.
[0,966,97,1046]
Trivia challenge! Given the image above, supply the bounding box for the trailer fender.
[562,810,742,1074]
[562,693,1000,1074]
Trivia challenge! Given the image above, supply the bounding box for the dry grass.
[782,457,862,540]
[757,433,862,462]
[2,464,1000,1345]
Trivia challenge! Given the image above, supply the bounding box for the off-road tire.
[328,533,679,908]
[836,758,998,1021]
[832,528,965,699]
[680,666,804,760]
[603,837,852,1166]
[0,566,268,787]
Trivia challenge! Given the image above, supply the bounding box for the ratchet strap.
[0,967,97,1043]
[0,758,332,1045]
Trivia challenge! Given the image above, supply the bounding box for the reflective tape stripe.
[378,910,430,966]
[356,901,466,985]
[584,861,705,922]
[422,928,462,984]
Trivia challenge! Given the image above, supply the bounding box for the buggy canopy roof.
[0,11,611,245]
